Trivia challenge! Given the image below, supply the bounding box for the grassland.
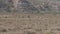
[0,13,60,34]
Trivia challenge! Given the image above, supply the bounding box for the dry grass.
[0,13,60,34]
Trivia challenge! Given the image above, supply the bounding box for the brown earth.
[0,14,60,34]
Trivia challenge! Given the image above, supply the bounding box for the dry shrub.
[38,0,60,13]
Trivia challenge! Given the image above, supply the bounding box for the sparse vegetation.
[0,0,60,34]
[0,0,60,14]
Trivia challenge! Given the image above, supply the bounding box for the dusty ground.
[0,13,60,34]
